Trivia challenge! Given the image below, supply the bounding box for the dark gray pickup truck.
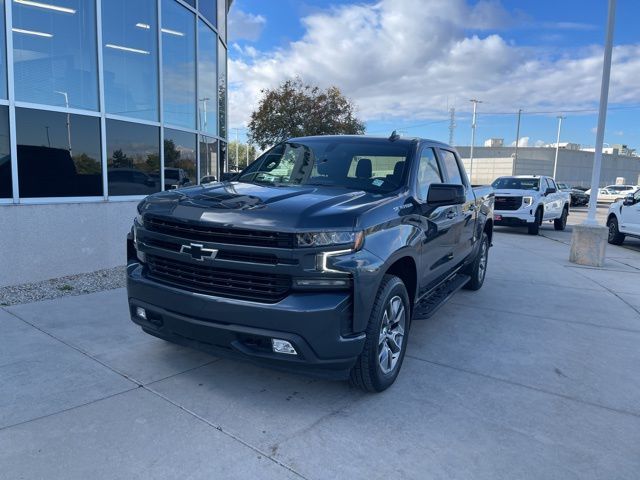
[127,135,494,391]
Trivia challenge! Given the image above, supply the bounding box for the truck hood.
[139,181,396,231]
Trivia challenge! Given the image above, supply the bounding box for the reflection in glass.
[16,108,102,198]
[102,0,159,121]
[197,21,217,136]
[218,39,227,139]
[12,0,98,110]
[106,120,160,196]
[199,0,216,27]
[199,136,218,182]
[217,0,226,41]
[162,0,196,129]
[0,106,11,197]
[164,128,196,190]
[0,0,7,99]
[183,0,195,7]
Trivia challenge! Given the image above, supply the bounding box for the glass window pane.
[0,0,7,99]
[199,135,217,182]
[417,148,442,201]
[0,106,11,197]
[162,0,196,129]
[199,0,216,27]
[16,108,102,198]
[217,0,226,41]
[197,20,217,136]
[106,120,160,196]
[103,0,159,121]
[12,0,98,110]
[217,39,226,139]
[164,128,196,189]
[440,149,463,185]
[183,0,195,7]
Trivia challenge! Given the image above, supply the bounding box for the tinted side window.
[416,147,442,201]
[440,149,464,185]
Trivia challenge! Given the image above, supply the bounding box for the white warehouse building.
[456,146,640,187]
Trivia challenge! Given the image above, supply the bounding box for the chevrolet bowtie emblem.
[180,243,218,261]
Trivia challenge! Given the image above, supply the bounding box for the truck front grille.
[494,196,523,211]
[144,215,295,248]
[145,254,291,303]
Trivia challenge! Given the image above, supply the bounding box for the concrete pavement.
[1,229,639,479]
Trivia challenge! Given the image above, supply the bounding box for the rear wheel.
[528,208,542,235]
[350,275,410,392]
[607,217,625,245]
[463,232,489,291]
[554,207,568,231]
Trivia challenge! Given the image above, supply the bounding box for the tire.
[607,216,625,245]
[463,232,489,291]
[350,275,410,392]
[527,208,542,235]
[554,206,568,231]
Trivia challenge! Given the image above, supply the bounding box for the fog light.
[271,339,297,355]
[136,307,147,320]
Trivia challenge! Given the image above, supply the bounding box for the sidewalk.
[1,228,639,479]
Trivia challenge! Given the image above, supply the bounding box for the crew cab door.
[413,146,459,292]
[542,178,561,219]
[438,148,476,264]
[621,189,640,235]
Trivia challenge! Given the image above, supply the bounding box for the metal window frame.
[1,0,228,206]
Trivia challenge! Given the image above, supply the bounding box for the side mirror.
[427,184,466,207]
[545,187,556,195]
[623,194,635,206]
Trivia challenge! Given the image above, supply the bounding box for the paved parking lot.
[2,227,640,479]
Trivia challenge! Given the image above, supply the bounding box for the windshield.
[236,140,411,194]
[492,177,540,190]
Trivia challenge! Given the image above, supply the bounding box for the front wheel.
[607,217,625,245]
[554,207,568,231]
[350,275,410,392]
[527,208,542,235]
[463,232,489,291]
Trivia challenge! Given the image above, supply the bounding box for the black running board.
[412,274,470,320]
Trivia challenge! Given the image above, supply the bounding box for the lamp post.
[513,108,522,175]
[553,115,566,179]
[55,91,72,157]
[569,0,617,267]
[469,99,482,180]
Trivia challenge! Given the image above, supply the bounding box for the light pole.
[469,99,482,180]
[199,97,210,132]
[235,128,239,172]
[55,91,72,157]
[513,108,522,175]
[553,115,566,179]
[569,0,617,267]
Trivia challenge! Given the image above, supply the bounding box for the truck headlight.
[296,231,364,250]
[522,196,533,207]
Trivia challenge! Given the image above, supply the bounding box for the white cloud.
[510,137,530,147]
[228,10,266,42]
[228,0,640,128]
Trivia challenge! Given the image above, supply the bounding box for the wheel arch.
[384,255,417,313]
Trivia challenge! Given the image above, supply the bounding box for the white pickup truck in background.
[491,175,571,235]
[606,188,640,245]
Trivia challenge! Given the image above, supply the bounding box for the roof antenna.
[389,130,400,141]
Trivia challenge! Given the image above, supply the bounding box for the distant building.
[545,142,582,151]
[582,144,637,157]
[458,146,640,187]
[483,138,504,147]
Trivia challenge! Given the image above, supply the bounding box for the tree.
[247,78,365,150]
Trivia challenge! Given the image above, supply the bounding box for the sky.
[227,0,640,150]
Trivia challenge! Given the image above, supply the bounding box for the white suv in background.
[586,185,640,203]
[606,189,640,245]
[491,175,571,235]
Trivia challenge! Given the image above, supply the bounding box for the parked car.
[164,168,192,190]
[606,189,640,245]
[491,175,571,235]
[200,175,217,184]
[127,135,494,392]
[585,185,640,203]
[557,183,589,206]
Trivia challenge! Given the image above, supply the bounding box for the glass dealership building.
[0,0,231,286]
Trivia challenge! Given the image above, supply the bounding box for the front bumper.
[494,208,536,226]
[127,263,366,379]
